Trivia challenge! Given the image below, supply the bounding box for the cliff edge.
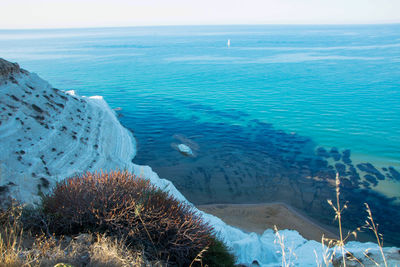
[0,58,20,77]
[0,58,136,204]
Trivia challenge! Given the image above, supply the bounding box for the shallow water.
[1,25,400,245]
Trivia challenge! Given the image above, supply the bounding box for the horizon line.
[1,21,400,31]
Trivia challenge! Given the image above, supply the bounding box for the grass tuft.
[0,200,27,267]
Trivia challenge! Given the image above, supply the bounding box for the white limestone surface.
[0,60,135,204]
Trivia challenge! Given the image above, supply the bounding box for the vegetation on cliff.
[0,171,235,266]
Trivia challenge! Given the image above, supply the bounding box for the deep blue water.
[1,25,400,244]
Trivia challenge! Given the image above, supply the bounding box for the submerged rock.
[389,167,400,181]
[361,181,371,189]
[177,143,194,156]
[316,147,329,158]
[330,147,341,161]
[364,174,378,186]
[342,149,352,164]
[357,163,385,180]
[335,163,346,176]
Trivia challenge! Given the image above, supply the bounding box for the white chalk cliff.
[0,58,398,266]
[0,58,135,204]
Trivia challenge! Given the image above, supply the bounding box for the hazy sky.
[1,0,400,29]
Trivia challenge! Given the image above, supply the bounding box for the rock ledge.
[0,58,21,78]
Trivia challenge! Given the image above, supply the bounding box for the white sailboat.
[227,39,231,48]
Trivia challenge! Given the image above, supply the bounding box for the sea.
[1,24,399,245]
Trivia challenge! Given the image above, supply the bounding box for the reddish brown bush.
[42,171,213,265]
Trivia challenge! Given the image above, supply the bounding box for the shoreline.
[197,202,339,242]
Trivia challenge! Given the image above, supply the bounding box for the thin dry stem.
[364,203,388,267]
[274,225,297,267]
[189,243,209,267]
[322,173,389,267]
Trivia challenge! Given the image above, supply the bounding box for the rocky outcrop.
[0,58,22,83]
[0,58,136,204]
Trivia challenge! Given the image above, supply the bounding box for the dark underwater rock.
[364,174,378,186]
[389,167,400,181]
[346,165,361,187]
[357,163,385,180]
[340,178,353,189]
[361,181,371,189]
[316,147,329,158]
[357,162,375,172]
[330,147,341,161]
[342,149,352,164]
[335,162,346,177]
[314,158,328,170]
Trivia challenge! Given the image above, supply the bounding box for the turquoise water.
[1,25,400,244]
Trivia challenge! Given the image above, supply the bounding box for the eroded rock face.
[0,58,21,82]
[0,58,136,204]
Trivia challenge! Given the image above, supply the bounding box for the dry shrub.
[42,171,214,265]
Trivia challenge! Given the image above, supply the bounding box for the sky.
[1,0,400,29]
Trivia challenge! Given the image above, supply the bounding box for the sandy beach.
[197,202,339,242]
